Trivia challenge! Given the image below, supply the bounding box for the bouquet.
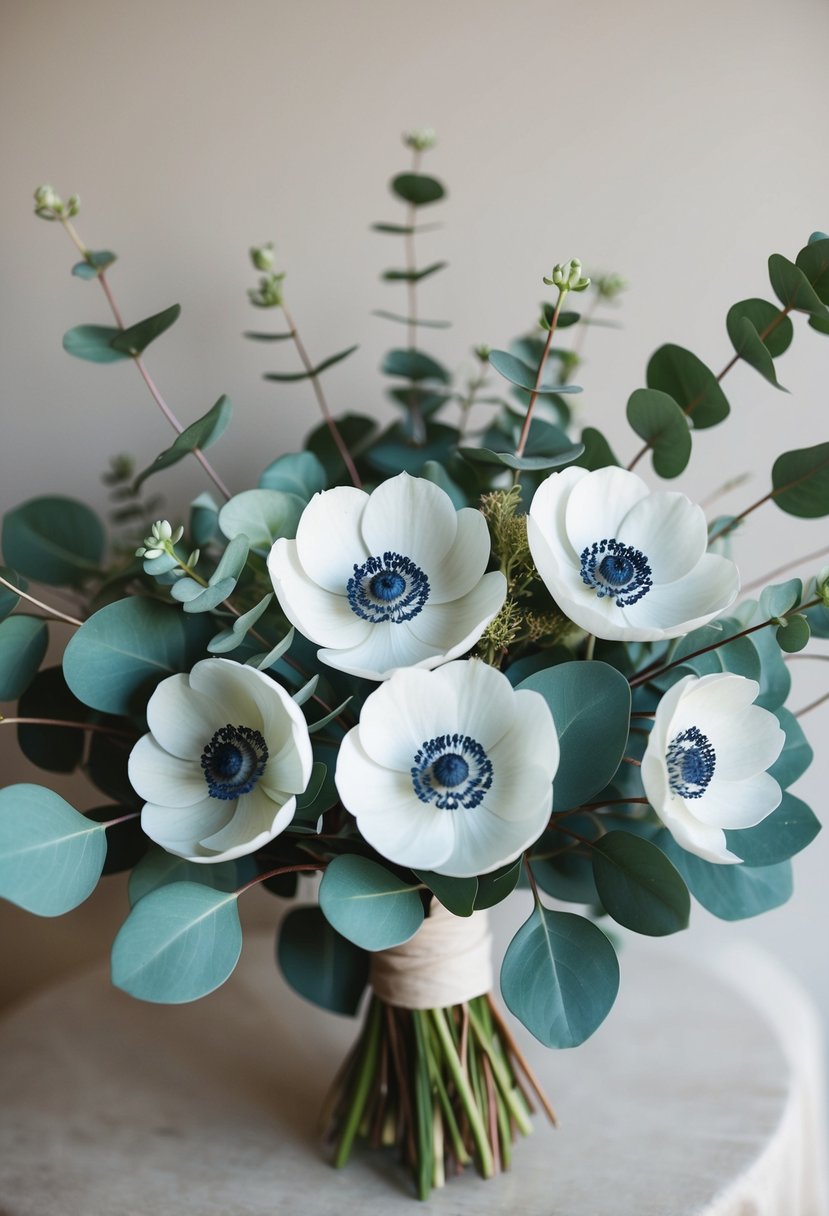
[1,131,826,1200]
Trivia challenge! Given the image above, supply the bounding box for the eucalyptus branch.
[742,543,829,594]
[627,303,794,473]
[795,689,829,718]
[0,575,83,627]
[514,292,564,464]
[280,303,362,489]
[52,210,232,502]
[629,597,821,689]
[235,862,326,898]
[0,715,137,739]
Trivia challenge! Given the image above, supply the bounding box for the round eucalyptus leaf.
[759,579,802,620]
[277,905,369,1016]
[646,344,729,429]
[592,831,690,936]
[656,830,792,920]
[0,566,25,622]
[128,847,255,906]
[771,442,829,518]
[473,858,522,909]
[768,253,828,318]
[62,323,130,363]
[305,413,378,482]
[218,489,304,551]
[111,881,242,1003]
[2,496,105,585]
[574,426,619,471]
[517,661,631,812]
[776,614,810,653]
[0,615,48,700]
[626,388,691,478]
[488,349,582,395]
[390,173,445,206]
[413,871,478,917]
[726,298,794,358]
[725,792,821,867]
[381,348,450,383]
[500,905,619,1048]
[768,707,813,790]
[0,784,106,916]
[63,597,209,715]
[17,666,90,772]
[795,238,829,305]
[258,451,327,500]
[319,855,424,950]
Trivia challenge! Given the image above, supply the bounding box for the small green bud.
[33,184,71,220]
[402,127,437,152]
[595,271,627,301]
[66,194,80,217]
[249,242,275,272]
[544,258,591,294]
[817,565,829,605]
[474,344,492,363]
[248,272,285,309]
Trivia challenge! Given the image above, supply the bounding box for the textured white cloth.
[369,901,493,1008]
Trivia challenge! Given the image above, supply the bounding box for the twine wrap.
[369,900,493,1009]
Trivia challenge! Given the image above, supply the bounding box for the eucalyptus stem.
[403,146,427,447]
[56,218,233,502]
[0,575,83,628]
[514,291,565,464]
[0,716,136,739]
[795,689,829,718]
[742,543,829,594]
[280,303,361,489]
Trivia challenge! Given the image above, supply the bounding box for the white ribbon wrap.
[369,901,493,1009]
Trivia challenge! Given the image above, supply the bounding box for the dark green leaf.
[458,443,584,472]
[727,298,793,367]
[110,303,181,356]
[518,661,631,811]
[71,250,117,279]
[656,830,792,920]
[243,330,294,341]
[796,238,829,305]
[391,173,445,206]
[488,349,582,395]
[263,343,358,382]
[776,614,810,652]
[84,806,148,875]
[368,421,460,476]
[306,413,378,482]
[768,254,828,318]
[725,793,820,866]
[473,859,522,909]
[372,309,450,329]
[0,785,106,916]
[381,348,450,383]
[769,707,813,789]
[277,905,369,1015]
[726,314,785,390]
[63,323,130,363]
[413,871,477,917]
[574,426,620,472]
[771,441,829,517]
[0,566,25,622]
[646,344,729,429]
[0,615,48,700]
[500,905,619,1047]
[2,496,105,585]
[17,666,89,772]
[592,831,690,936]
[319,855,424,950]
[111,882,242,1003]
[626,388,692,478]
[133,396,232,490]
[382,262,447,283]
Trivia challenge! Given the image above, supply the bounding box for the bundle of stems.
[323,993,557,1200]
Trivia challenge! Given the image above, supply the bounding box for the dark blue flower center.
[580,537,652,607]
[201,724,268,800]
[666,725,716,799]
[347,551,430,624]
[411,734,493,811]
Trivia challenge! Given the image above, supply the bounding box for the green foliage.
[473,859,522,909]
[258,451,327,500]
[390,173,445,206]
[413,872,477,917]
[488,349,582,395]
[768,253,828,318]
[71,250,117,279]
[277,905,369,1015]
[63,597,211,714]
[656,831,792,920]
[518,661,631,812]
[626,388,691,478]
[63,323,131,363]
[725,793,820,866]
[208,592,273,654]
[0,785,106,916]
[381,348,450,383]
[368,421,459,476]
[382,262,447,283]
[109,303,182,356]
[306,413,378,482]
[263,345,358,382]
[133,396,232,490]
[726,298,793,389]
[459,443,584,473]
[574,427,619,471]
[111,881,242,1003]
[128,848,254,905]
[0,615,48,700]
[759,579,802,620]
[319,855,424,950]
[16,666,89,772]
[500,905,619,1047]
[217,488,304,551]
[591,831,690,936]
[776,614,810,652]
[2,496,105,585]
[771,441,829,517]
[646,344,729,429]
[0,567,24,621]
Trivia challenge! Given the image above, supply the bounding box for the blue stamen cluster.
[411,733,493,810]
[200,724,269,800]
[579,537,653,606]
[666,726,716,799]
[347,551,430,624]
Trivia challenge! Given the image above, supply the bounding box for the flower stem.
[234,862,325,897]
[0,575,83,627]
[334,997,383,1168]
[741,543,829,594]
[428,1007,495,1179]
[514,290,565,464]
[280,303,361,489]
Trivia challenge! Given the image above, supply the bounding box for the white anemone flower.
[335,659,559,877]
[128,658,313,864]
[641,672,785,864]
[267,472,507,681]
[527,466,739,641]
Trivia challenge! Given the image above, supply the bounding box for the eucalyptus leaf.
[17,666,89,772]
[128,848,255,906]
[759,579,802,619]
[413,871,478,917]
[768,254,828,318]
[372,309,451,329]
[458,444,583,472]
[247,626,295,672]
[63,324,130,363]
[243,330,294,341]
[0,615,48,700]
[210,534,249,585]
[263,344,358,382]
[795,238,829,305]
[306,413,378,481]
[71,250,117,279]
[769,707,813,789]
[574,427,620,471]
[646,344,729,429]
[381,348,450,383]
[592,831,690,936]
[382,262,447,283]
[277,905,369,1015]
[319,855,424,950]
[218,489,304,550]
[0,784,106,916]
[109,303,182,356]
[190,492,220,547]
[133,396,232,490]
[111,881,242,1003]
[656,831,792,920]
[488,349,582,395]
[473,859,522,909]
[0,566,25,621]
[2,496,105,585]
[258,451,327,500]
[172,576,236,614]
[771,441,829,517]
[725,793,820,866]
[208,593,273,654]
[390,173,445,206]
[776,614,810,653]
[518,661,631,812]
[626,388,692,478]
[500,905,619,1048]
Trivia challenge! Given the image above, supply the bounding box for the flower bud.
[402,127,438,152]
[249,242,275,272]
[474,344,491,363]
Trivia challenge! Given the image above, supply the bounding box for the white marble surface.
[0,929,824,1215]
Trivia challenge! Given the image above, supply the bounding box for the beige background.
[1,0,828,1105]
